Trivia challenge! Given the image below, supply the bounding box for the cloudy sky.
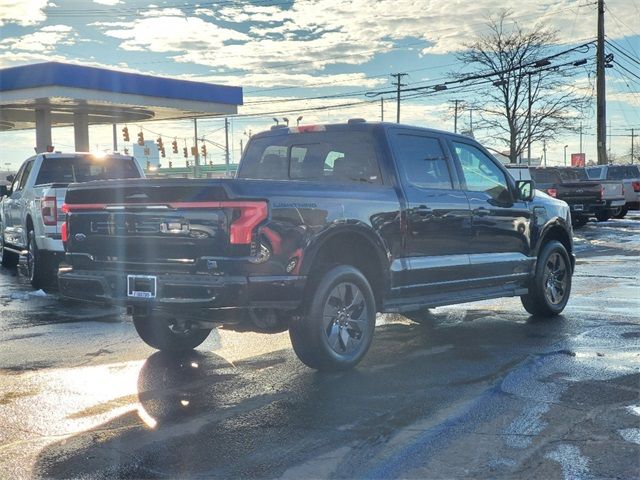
[0,0,639,169]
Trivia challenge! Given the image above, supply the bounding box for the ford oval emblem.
[75,233,87,242]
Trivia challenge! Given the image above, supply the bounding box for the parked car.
[59,121,575,370]
[529,167,604,227]
[0,152,144,288]
[586,165,640,219]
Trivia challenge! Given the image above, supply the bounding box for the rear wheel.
[521,240,572,316]
[572,215,588,229]
[0,234,18,268]
[594,211,611,222]
[27,230,51,289]
[289,265,376,371]
[133,314,212,352]
[612,206,628,219]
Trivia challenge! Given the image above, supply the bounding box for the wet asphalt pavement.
[1,215,639,479]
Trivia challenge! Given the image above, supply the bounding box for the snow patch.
[545,444,592,480]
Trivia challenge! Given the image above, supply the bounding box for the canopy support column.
[74,112,89,152]
[35,108,52,153]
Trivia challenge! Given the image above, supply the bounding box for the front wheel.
[521,240,572,317]
[289,265,376,371]
[133,314,212,352]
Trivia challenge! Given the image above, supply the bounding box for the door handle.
[414,205,433,216]
[474,207,490,217]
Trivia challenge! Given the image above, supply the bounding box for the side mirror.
[516,180,535,201]
[0,185,8,198]
[6,175,14,183]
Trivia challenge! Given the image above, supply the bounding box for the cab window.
[453,141,510,201]
[393,134,453,189]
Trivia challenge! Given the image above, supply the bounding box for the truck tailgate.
[64,179,265,273]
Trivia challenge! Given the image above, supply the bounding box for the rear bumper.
[58,269,307,311]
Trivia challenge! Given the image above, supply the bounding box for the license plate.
[572,204,584,211]
[127,275,157,299]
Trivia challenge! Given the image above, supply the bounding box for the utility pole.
[224,117,230,177]
[469,108,473,136]
[632,128,635,164]
[527,72,532,163]
[380,97,384,122]
[112,124,118,152]
[391,73,407,124]
[240,138,243,157]
[543,139,547,167]
[608,120,612,159]
[579,121,583,154]
[194,118,200,177]
[451,100,462,133]
[596,0,607,165]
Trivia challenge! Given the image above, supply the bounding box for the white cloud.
[93,0,122,5]
[0,0,47,26]
[0,24,75,52]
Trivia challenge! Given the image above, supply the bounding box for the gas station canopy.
[0,62,243,152]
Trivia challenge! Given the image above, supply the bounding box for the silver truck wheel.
[289,265,375,371]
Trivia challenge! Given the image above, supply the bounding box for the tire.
[521,240,572,317]
[27,230,51,289]
[133,314,212,352]
[0,233,18,268]
[404,307,435,325]
[594,211,611,222]
[289,265,376,371]
[572,215,588,229]
[613,206,628,219]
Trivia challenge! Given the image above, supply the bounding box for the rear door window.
[391,133,453,189]
[239,131,382,184]
[35,156,140,185]
[586,167,603,179]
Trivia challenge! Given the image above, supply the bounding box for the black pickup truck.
[529,167,603,228]
[59,121,575,370]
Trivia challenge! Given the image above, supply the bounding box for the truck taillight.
[229,202,268,244]
[547,188,557,198]
[632,181,640,193]
[61,221,68,243]
[41,196,57,226]
[600,185,605,200]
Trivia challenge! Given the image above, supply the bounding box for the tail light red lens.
[41,196,57,226]
[61,221,68,243]
[229,201,268,244]
[547,188,557,198]
[632,181,640,193]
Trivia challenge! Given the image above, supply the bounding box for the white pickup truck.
[0,152,144,288]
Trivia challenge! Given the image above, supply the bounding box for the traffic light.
[186,160,190,167]
[157,138,166,158]
[183,147,188,158]
[124,148,129,155]
[122,126,129,142]
[168,161,173,168]
[137,131,144,146]
[200,144,207,157]
[191,146,197,157]
[171,139,178,154]
[146,160,150,170]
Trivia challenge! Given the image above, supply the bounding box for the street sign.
[571,153,586,167]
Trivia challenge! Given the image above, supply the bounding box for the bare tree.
[456,11,589,163]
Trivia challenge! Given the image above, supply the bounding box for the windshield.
[35,156,140,185]
[238,131,382,184]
